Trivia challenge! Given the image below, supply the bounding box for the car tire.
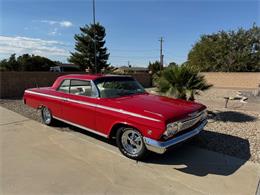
[116,127,148,160]
[41,106,55,126]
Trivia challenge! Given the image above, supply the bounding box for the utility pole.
[159,37,164,71]
[93,0,97,74]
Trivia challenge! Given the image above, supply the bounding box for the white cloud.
[60,21,73,27]
[41,20,57,25]
[48,28,61,36]
[40,20,73,28]
[0,36,70,58]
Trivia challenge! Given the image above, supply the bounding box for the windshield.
[94,76,146,98]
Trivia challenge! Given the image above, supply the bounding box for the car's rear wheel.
[116,127,148,160]
[41,106,54,125]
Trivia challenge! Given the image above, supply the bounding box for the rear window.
[57,79,70,93]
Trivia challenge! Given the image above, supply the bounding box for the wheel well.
[109,123,137,139]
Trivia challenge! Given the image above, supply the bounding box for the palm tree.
[148,61,161,86]
[158,65,212,100]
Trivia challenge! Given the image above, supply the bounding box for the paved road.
[0,106,259,195]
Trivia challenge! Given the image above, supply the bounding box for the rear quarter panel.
[24,88,63,118]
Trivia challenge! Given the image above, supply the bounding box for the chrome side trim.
[53,116,108,138]
[95,104,161,122]
[25,90,64,101]
[25,90,161,122]
[143,120,207,154]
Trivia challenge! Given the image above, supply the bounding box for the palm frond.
[158,65,212,100]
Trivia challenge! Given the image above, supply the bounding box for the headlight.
[164,122,179,137]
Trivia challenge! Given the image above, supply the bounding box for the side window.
[70,80,93,97]
[57,79,70,93]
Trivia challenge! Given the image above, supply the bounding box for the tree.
[0,54,19,71]
[0,54,56,71]
[6,54,19,71]
[168,62,178,68]
[148,61,161,75]
[148,61,162,86]
[0,59,8,71]
[158,65,212,100]
[69,23,110,73]
[187,25,260,72]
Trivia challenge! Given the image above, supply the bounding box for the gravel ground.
[1,97,259,163]
[196,88,260,111]
[0,99,42,122]
[191,109,260,163]
[193,88,260,163]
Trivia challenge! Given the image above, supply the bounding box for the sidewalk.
[0,106,259,195]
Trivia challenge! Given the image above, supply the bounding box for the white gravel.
[191,108,260,163]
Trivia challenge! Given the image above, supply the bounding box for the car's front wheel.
[41,106,55,126]
[116,127,148,160]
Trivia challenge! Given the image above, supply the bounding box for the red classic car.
[24,74,207,160]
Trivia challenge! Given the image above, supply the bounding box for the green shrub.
[158,66,212,100]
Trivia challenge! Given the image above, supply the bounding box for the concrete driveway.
[0,106,259,195]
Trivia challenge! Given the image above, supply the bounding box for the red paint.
[24,74,206,140]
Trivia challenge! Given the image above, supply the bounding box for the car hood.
[112,93,206,122]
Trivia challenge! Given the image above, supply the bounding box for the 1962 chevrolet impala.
[24,74,207,160]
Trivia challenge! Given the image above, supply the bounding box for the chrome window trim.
[90,80,99,98]
[56,79,99,99]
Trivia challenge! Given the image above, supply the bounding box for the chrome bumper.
[143,120,207,154]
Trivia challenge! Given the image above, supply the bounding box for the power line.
[110,55,158,59]
[109,49,158,52]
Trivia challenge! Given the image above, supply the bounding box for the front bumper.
[143,120,207,154]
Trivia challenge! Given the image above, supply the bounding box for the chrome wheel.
[42,107,51,124]
[121,129,143,155]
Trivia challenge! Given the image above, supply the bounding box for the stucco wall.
[0,72,152,98]
[201,72,260,89]
[0,72,259,98]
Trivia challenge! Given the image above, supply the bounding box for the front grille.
[162,111,205,141]
[175,120,202,137]
[178,113,203,132]
[162,120,203,141]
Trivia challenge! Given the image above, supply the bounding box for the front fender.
[126,116,165,140]
[108,116,165,140]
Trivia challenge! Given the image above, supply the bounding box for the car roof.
[58,74,131,81]
[52,74,133,89]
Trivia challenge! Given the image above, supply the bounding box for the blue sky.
[0,0,259,67]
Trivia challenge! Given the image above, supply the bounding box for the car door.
[61,79,97,131]
[53,79,71,118]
